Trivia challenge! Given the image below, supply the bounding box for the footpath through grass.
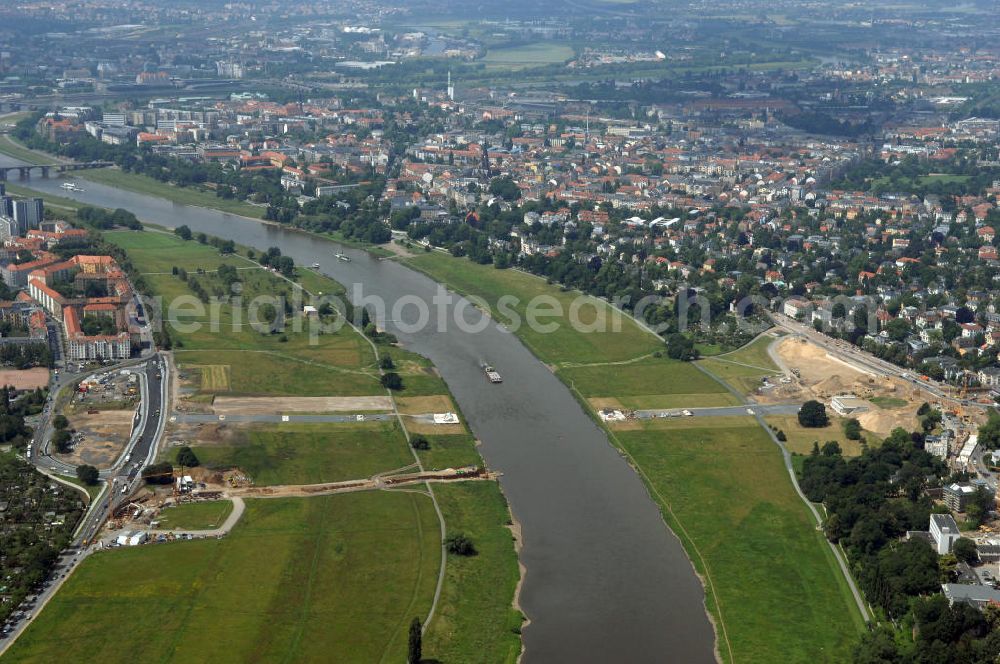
[6,493,441,663]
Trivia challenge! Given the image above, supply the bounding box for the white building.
[930,513,961,555]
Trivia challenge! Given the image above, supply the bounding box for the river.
[5,164,717,663]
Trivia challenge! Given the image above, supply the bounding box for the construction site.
[759,336,981,437]
[56,370,141,468]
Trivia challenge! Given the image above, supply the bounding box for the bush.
[410,435,430,450]
[52,414,69,430]
[844,418,862,440]
[445,532,477,556]
[379,355,395,370]
[380,372,404,391]
[798,400,830,428]
[776,430,787,442]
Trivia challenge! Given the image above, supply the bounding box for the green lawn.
[77,168,266,219]
[156,500,234,530]
[424,483,523,664]
[614,420,865,663]
[188,422,414,486]
[406,253,662,365]
[698,334,782,394]
[6,493,440,663]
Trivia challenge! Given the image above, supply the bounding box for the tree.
[76,464,99,485]
[953,537,978,565]
[798,400,830,428]
[966,486,994,528]
[844,418,862,440]
[445,532,477,556]
[379,355,395,370]
[665,334,698,361]
[176,446,200,468]
[52,414,68,430]
[380,372,403,391]
[53,428,72,453]
[407,617,422,664]
[175,225,192,241]
[410,435,430,450]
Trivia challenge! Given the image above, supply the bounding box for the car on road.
[746,408,755,415]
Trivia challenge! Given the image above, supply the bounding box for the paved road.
[171,411,395,424]
[634,403,802,420]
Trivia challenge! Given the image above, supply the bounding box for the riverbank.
[403,252,867,663]
[8,222,522,661]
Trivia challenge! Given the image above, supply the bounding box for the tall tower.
[447,71,455,101]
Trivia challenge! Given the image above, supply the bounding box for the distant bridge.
[0,161,114,181]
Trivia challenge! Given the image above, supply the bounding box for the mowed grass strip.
[424,482,523,664]
[6,493,440,664]
[406,253,661,365]
[614,421,864,663]
[188,421,414,486]
[156,500,234,530]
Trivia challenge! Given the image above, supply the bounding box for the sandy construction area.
[60,408,136,468]
[212,395,392,415]
[765,337,924,436]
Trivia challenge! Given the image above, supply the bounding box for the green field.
[698,334,782,394]
[764,415,868,456]
[77,168,266,219]
[6,493,441,663]
[560,359,735,404]
[406,253,662,365]
[483,42,575,69]
[105,230,383,396]
[415,433,483,471]
[614,420,865,662]
[156,500,234,530]
[188,422,414,486]
[424,483,523,663]
[0,134,56,164]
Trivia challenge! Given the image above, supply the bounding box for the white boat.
[336,253,351,262]
[311,262,320,269]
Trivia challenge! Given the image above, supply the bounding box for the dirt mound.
[859,409,919,437]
